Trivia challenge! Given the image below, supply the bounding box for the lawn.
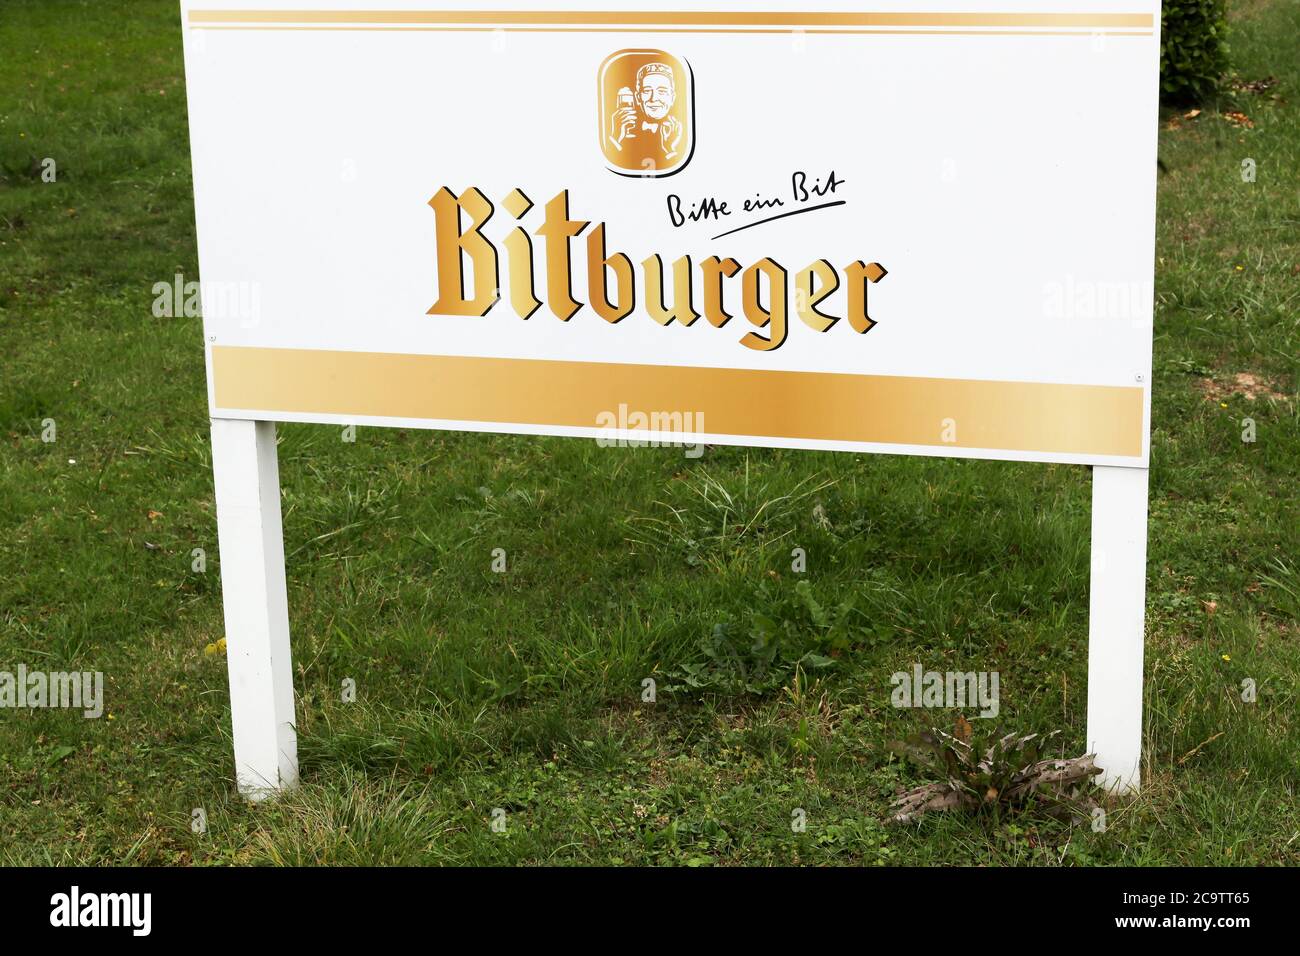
[0,0,1296,866]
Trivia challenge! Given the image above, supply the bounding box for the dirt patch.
[1228,0,1272,23]
[1198,372,1291,403]
[1176,213,1219,243]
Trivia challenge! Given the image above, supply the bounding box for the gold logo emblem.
[598,49,693,176]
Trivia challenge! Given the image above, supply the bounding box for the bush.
[1161,0,1229,104]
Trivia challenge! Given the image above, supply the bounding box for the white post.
[210,418,299,799]
[1085,464,1149,794]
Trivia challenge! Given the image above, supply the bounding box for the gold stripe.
[211,346,1144,458]
[187,9,1154,28]
[191,25,1153,36]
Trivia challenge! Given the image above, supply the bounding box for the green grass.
[1,0,1296,866]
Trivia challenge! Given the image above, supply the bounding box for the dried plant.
[887,721,1102,825]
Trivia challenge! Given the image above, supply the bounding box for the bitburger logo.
[599,49,693,176]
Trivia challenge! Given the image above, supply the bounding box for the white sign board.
[184,0,1157,466]
[180,1,1158,798]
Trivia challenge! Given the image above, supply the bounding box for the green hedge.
[1161,0,1229,103]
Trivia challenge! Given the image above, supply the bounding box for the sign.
[180,1,1159,799]
[184,0,1157,466]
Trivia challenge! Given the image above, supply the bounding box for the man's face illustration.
[637,72,675,120]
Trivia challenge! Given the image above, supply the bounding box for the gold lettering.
[643,254,700,326]
[795,259,840,332]
[428,186,887,348]
[428,186,498,317]
[535,190,589,321]
[740,258,788,351]
[845,261,888,334]
[586,223,635,324]
[502,188,541,320]
[700,256,741,327]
